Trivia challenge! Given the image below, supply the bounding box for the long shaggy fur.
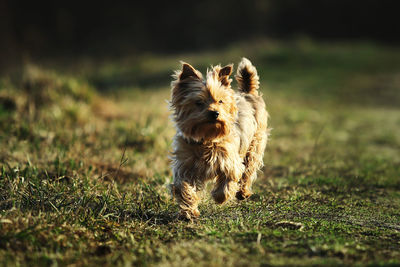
[169,58,269,219]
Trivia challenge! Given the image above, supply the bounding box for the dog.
[169,58,269,219]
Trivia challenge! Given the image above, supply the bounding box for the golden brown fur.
[170,58,269,219]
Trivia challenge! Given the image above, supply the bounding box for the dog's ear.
[218,64,233,86]
[180,62,201,80]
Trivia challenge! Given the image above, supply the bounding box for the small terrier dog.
[170,58,269,219]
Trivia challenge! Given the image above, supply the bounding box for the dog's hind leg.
[236,129,268,200]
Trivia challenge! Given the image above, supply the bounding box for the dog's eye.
[219,100,223,104]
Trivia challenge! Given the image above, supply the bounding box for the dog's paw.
[235,189,253,200]
[212,180,239,204]
[212,191,229,204]
[178,209,200,221]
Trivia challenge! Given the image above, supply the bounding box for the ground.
[0,40,400,266]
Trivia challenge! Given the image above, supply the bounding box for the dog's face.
[171,63,237,142]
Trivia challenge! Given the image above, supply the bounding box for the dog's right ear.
[179,62,202,80]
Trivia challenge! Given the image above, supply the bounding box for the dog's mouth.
[206,119,221,124]
[179,118,228,142]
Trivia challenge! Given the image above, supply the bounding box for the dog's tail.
[235,58,260,95]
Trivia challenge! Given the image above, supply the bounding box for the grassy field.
[1,40,400,266]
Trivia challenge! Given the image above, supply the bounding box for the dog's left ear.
[218,64,233,87]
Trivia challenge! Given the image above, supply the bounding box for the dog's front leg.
[211,158,243,204]
[171,179,202,219]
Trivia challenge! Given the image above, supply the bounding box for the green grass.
[1,40,400,266]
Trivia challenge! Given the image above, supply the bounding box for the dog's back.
[234,58,269,158]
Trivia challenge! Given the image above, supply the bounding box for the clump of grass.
[22,64,94,106]
[0,64,100,126]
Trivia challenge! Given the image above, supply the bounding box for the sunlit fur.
[170,58,269,219]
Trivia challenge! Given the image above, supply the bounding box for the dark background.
[0,0,399,68]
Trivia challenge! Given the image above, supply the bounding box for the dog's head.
[170,62,237,142]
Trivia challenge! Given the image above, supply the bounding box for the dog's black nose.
[208,110,219,120]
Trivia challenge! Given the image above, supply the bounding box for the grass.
[1,39,400,266]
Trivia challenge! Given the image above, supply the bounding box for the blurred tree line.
[0,0,398,68]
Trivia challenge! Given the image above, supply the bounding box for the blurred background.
[1,2,400,265]
[1,0,399,69]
